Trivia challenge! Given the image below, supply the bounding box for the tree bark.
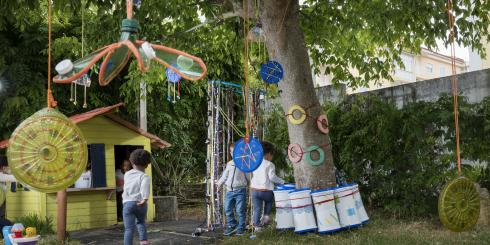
[259,0,335,190]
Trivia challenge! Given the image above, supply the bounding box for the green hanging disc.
[304,145,324,166]
[438,177,480,232]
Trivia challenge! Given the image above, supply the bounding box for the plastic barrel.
[273,188,295,230]
[289,188,317,234]
[334,185,361,229]
[311,188,342,234]
[349,183,369,224]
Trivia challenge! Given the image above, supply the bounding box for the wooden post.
[56,189,67,241]
[139,81,147,131]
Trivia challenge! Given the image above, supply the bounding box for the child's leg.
[224,190,238,229]
[262,191,274,225]
[134,203,148,243]
[251,191,263,227]
[123,202,136,245]
[235,188,247,231]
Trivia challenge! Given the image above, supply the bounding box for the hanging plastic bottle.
[166,67,182,103]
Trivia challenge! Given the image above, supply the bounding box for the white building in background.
[314,47,467,94]
[468,36,490,72]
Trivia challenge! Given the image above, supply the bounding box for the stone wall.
[316,69,490,107]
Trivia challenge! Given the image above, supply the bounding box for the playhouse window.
[71,144,107,189]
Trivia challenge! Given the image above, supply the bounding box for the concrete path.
[70,219,223,245]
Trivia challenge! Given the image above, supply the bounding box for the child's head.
[129,149,151,170]
[0,155,8,173]
[229,142,235,158]
[122,159,132,173]
[261,141,275,161]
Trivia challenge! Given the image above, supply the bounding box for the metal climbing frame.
[205,80,239,230]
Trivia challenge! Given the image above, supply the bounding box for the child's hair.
[0,155,7,167]
[129,149,151,166]
[261,141,275,155]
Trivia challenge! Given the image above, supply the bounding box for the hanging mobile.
[438,0,480,232]
[166,67,182,103]
[233,0,263,173]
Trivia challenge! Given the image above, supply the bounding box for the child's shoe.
[224,227,237,236]
[235,229,245,236]
[140,240,149,245]
[261,215,271,226]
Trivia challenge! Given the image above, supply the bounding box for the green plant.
[15,213,54,235]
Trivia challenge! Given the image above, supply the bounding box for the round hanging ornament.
[260,61,284,84]
[287,143,303,163]
[317,114,329,134]
[287,105,306,125]
[233,137,264,173]
[304,145,325,166]
[438,177,480,232]
[7,108,88,193]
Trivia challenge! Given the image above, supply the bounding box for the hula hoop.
[305,145,325,166]
[288,143,303,163]
[288,105,306,125]
[317,114,329,134]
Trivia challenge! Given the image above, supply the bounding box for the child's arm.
[216,164,230,188]
[0,172,16,183]
[268,164,285,185]
[138,175,151,206]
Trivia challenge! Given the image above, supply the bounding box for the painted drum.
[287,143,303,163]
[277,184,296,190]
[316,114,329,134]
[273,189,295,230]
[289,188,317,234]
[334,186,361,229]
[348,183,369,224]
[287,105,306,125]
[311,188,342,234]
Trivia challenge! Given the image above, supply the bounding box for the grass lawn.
[220,213,490,245]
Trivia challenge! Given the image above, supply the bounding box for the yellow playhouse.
[0,103,170,231]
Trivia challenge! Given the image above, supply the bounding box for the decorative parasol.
[53,0,207,86]
[7,108,88,192]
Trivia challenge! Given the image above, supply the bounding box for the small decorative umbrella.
[7,108,88,193]
[53,0,207,86]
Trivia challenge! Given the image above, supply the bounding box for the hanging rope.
[47,0,56,108]
[126,0,133,19]
[243,0,251,142]
[447,0,461,175]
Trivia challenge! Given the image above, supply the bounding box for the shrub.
[15,213,54,235]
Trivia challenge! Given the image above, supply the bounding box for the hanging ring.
[287,105,306,125]
[288,143,303,163]
[305,145,325,166]
[317,114,329,134]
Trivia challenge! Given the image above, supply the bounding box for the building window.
[400,54,413,72]
[440,67,446,76]
[425,63,433,73]
[72,144,107,189]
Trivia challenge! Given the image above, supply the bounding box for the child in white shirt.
[250,141,284,230]
[122,149,151,245]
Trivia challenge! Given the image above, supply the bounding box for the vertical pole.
[139,82,147,131]
[56,190,67,241]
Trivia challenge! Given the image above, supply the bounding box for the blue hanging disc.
[233,137,264,173]
[166,67,182,84]
[260,61,284,84]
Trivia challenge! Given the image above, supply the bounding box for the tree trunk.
[259,0,336,190]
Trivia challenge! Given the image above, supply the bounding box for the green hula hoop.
[305,145,325,166]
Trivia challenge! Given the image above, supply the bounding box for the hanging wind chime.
[53,0,207,92]
[166,67,182,103]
